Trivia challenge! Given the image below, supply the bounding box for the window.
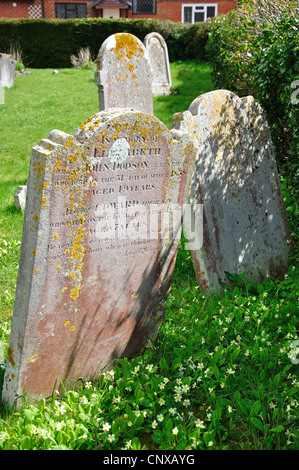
[132,0,156,14]
[182,4,217,23]
[55,3,87,18]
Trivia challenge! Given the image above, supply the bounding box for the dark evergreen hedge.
[0,18,211,68]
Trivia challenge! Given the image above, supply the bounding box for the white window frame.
[181,3,218,23]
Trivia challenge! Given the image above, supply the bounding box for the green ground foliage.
[0,59,298,450]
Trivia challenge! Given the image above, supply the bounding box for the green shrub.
[0,18,211,68]
[252,14,299,170]
[206,1,299,246]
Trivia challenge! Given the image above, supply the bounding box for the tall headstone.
[2,108,197,407]
[171,90,291,293]
[0,53,16,88]
[95,33,153,114]
[144,32,172,96]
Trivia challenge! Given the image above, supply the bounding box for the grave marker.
[2,108,197,407]
[95,33,153,114]
[14,185,27,211]
[144,32,172,96]
[171,90,291,293]
[0,53,16,88]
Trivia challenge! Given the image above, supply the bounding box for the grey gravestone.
[2,108,197,407]
[95,33,153,114]
[171,90,291,293]
[0,54,16,88]
[14,185,27,211]
[144,32,172,96]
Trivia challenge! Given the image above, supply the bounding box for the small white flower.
[103,422,111,432]
[172,427,179,435]
[195,419,205,429]
[56,421,65,431]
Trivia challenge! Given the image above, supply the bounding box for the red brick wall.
[0,0,236,20]
[0,1,33,18]
[0,0,95,18]
[127,0,237,22]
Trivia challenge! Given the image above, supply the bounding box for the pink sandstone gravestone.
[2,108,197,407]
[95,33,153,114]
[171,90,292,293]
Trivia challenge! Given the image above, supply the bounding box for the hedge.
[0,18,211,68]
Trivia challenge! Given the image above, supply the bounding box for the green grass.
[0,63,298,450]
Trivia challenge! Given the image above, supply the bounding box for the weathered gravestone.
[14,185,27,211]
[95,33,153,114]
[144,32,172,96]
[2,108,197,407]
[171,90,291,293]
[0,53,16,88]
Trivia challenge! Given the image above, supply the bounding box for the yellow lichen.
[29,354,38,364]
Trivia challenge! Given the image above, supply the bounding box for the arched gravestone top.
[171,89,291,293]
[144,32,172,96]
[95,33,153,114]
[2,108,197,407]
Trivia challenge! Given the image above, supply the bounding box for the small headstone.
[2,108,197,407]
[14,185,27,211]
[144,33,172,96]
[95,33,153,114]
[0,53,16,88]
[171,90,291,293]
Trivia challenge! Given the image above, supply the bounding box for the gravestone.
[2,108,197,407]
[171,90,291,293]
[95,33,153,114]
[0,53,16,88]
[144,32,172,96]
[14,185,27,211]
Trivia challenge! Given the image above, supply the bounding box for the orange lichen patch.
[7,345,15,368]
[33,268,39,274]
[69,226,86,263]
[29,354,38,364]
[69,286,82,301]
[52,233,59,240]
[114,33,143,61]
[64,137,75,150]
[33,160,45,181]
[40,195,48,209]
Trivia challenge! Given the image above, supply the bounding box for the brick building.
[0,0,237,22]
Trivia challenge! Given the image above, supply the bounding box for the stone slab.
[14,185,27,211]
[171,90,291,292]
[2,108,197,407]
[95,33,153,114]
[0,53,16,88]
[144,32,172,96]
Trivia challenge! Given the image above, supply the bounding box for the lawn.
[0,63,298,451]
